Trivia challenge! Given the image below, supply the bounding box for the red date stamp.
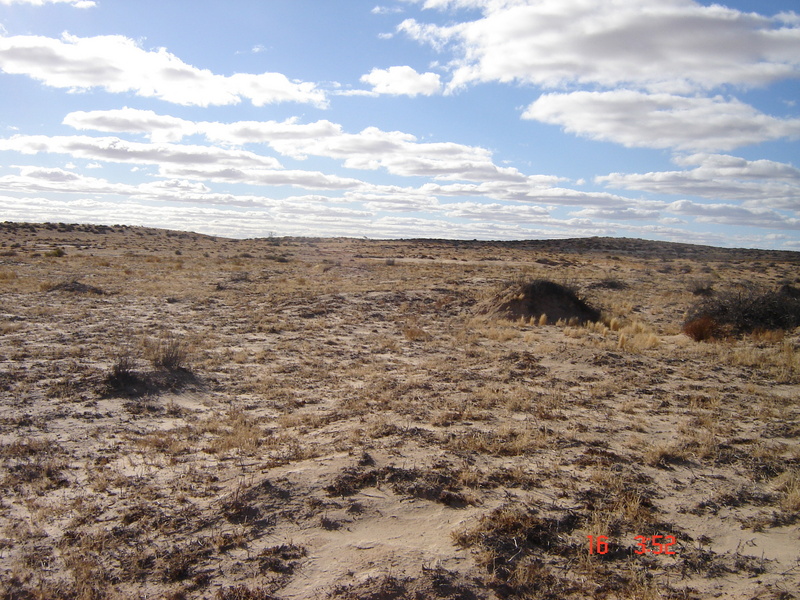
[587,534,678,555]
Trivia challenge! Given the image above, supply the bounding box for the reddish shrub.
[683,316,721,342]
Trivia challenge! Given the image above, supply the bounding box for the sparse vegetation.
[147,333,189,371]
[685,283,800,338]
[0,222,798,598]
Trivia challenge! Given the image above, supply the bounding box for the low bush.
[684,283,800,339]
[688,280,714,296]
[683,316,722,342]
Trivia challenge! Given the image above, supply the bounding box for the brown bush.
[683,316,722,342]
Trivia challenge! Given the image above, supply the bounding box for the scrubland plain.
[0,221,798,599]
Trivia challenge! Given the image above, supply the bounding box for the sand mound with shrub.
[480,279,601,324]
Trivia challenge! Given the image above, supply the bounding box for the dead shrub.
[216,586,278,600]
[452,504,580,594]
[685,283,800,338]
[258,543,307,574]
[682,316,722,342]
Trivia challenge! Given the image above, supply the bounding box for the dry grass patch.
[446,423,552,456]
[452,503,582,596]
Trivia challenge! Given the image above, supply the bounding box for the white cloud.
[523,91,800,151]
[418,181,632,208]
[13,107,799,245]
[0,166,357,207]
[371,5,404,15]
[63,108,199,143]
[360,65,442,96]
[0,32,326,107]
[265,125,526,182]
[62,108,528,183]
[64,108,341,145]
[667,199,800,229]
[440,201,549,222]
[598,153,800,209]
[0,0,95,7]
[201,119,343,146]
[569,207,662,221]
[0,134,284,169]
[157,165,364,191]
[401,0,800,92]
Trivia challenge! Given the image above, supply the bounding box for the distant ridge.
[392,236,800,261]
[2,221,798,262]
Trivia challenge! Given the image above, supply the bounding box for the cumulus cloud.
[523,91,800,152]
[440,201,548,222]
[400,0,800,92]
[418,181,633,208]
[0,166,366,209]
[63,109,198,143]
[667,199,800,230]
[157,165,364,191]
[0,167,267,207]
[599,154,800,209]
[569,207,662,221]
[64,108,342,145]
[360,66,442,96]
[371,5,404,15]
[0,32,326,107]
[0,194,382,238]
[0,134,284,169]
[62,108,527,183]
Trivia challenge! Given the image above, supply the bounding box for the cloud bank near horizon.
[0,0,798,248]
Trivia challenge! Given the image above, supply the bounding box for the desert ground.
[0,221,798,600]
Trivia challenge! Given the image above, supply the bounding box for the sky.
[0,0,799,248]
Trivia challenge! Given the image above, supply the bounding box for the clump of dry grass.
[146,333,189,371]
[644,440,690,468]
[446,424,551,456]
[401,319,430,341]
[772,470,800,512]
[1,438,69,492]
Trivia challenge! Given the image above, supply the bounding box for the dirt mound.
[46,279,104,295]
[481,279,601,324]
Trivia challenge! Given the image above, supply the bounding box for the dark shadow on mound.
[483,279,601,324]
[102,367,200,398]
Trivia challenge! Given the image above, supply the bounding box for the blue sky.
[0,0,799,248]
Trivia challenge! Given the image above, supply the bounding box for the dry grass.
[0,222,798,599]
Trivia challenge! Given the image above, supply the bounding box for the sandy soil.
[0,221,798,599]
